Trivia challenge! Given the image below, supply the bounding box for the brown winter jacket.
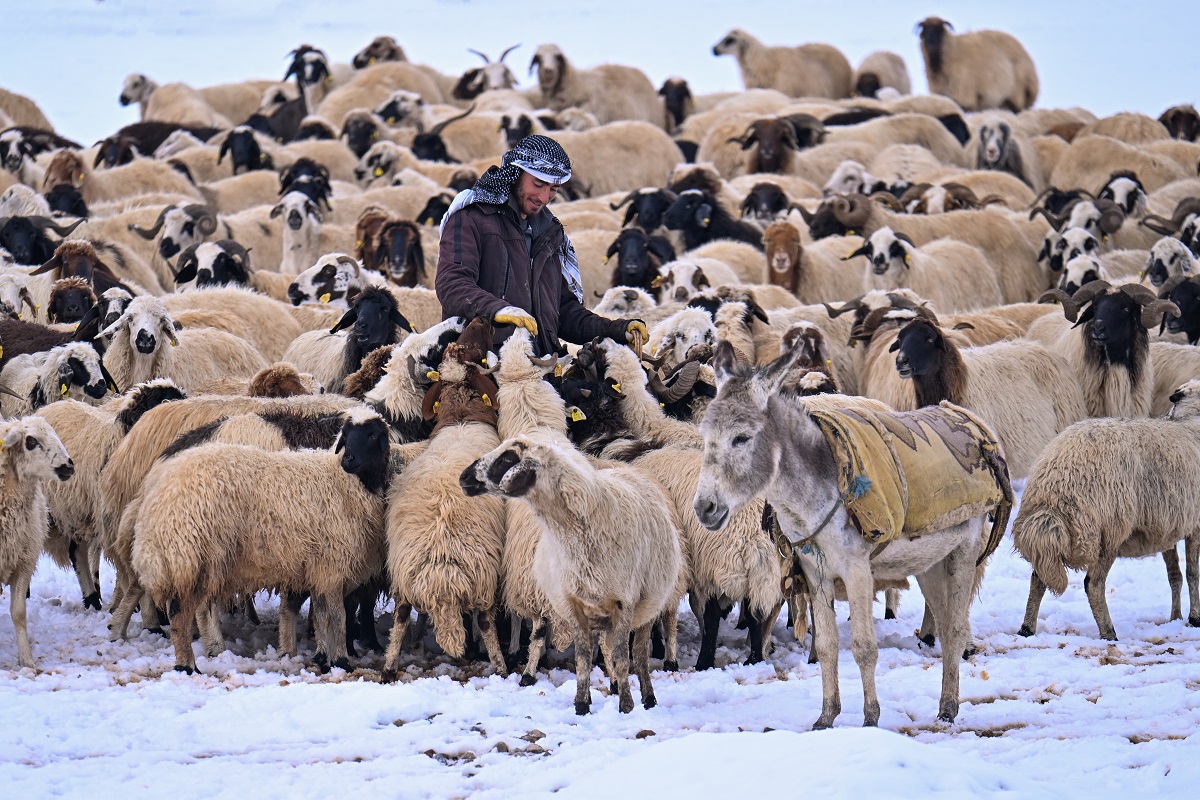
[436,197,629,354]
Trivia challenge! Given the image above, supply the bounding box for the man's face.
[514,170,557,218]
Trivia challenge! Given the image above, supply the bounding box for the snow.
[3,1,1200,796]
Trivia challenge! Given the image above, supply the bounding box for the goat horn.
[790,202,814,223]
[429,103,476,137]
[1139,213,1180,235]
[529,353,558,368]
[822,295,864,317]
[30,216,85,236]
[609,190,640,211]
[1028,206,1065,230]
[467,48,491,63]
[498,44,521,63]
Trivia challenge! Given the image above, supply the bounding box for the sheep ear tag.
[319,293,332,304]
[60,382,70,397]
[373,167,384,177]
[426,370,441,381]
[554,363,563,378]
[569,406,586,422]
[695,203,712,228]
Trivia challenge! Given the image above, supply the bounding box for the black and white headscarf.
[440,135,583,302]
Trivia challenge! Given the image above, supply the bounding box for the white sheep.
[131,408,390,673]
[0,184,51,218]
[761,219,866,304]
[0,341,117,418]
[160,285,304,362]
[97,295,269,393]
[1014,379,1200,640]
[712,29,852,99]
[0,415,74,668]
[648,307,718,372]
[270,191,325,276]
[653,259,740,305]
[916,16,1039,112]
[462,433,682,714]
[844,226,1004,312]
[529,44,664,128]
[287,253,387,310]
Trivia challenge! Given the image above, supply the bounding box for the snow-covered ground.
[4,1,1200,796]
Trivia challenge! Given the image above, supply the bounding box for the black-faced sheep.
[853,51,912,98]
[663,189,765,252]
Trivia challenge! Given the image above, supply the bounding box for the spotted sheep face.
[1145,237,1197,287]
[978,122,1010,169]
[1060,254,1105,296]
[823,161,868,198]
[355,143,396,184]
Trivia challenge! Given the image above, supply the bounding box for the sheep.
[600,227,677,295]
[0,415,74,668]
[35,380,187,610]
[823,113,973,170]
[1050,136,1189,196]
[362,316,467,441]
[712,29,851,99]
[852,51,912,99]
[316,62,445,131]
[43,277,94,325]
[131,407,390,673]
[915,16,1039,112]
[0,214,85,268]
[547,122,684,196]
[170,239,253,292]
[97,295,268,393]
[1037,281,1180,418]
[1014,379,1200,641]
[287,253,386,310]
[35,239,159,298]
[462,433,682,714]
[528,44,663,128]
[762,219,865,303]
[1159,105,1200,142]
[1142,236,1199,287]
[663,189,765,252]
[216,126,274,176]
[450,45,522,101]
[0,185,51,219]
[0,272,37,320]
[0,340,116,418]
[973,113,1042,191]
[1150,342,1200,416]
[379,320,509,677]
[890,316,1086,480]
[280,286,414,394]
[647,307,718,371]
[271,190,325,275]
[159,285,303,362]
[0,88,54,131]
[593,286,659,320]
[1058,253,1111,296]
[843,226,1004,312]
[1158,275,1200,345]
[823,160,885,198]
[121,73,275,129]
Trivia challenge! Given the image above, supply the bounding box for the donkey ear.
[712,339,743,385]
[753,344,801,399]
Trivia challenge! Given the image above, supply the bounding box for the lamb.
[1014,379,1200,640]
[131,408,390,673]
[529,44,664,128]
[379,319,509,677]
[852,51,912,99]
[0,415,74,668]
[712,29,852,99]
[462,433,682,713]
[280,287,414,393]
[843,226,1004,312]
[97,295,269,393]
[916,16,1039,112]
[1035,281,1180,418]
[0,341,117,418]
[890,316,1086,480]
[35,380,187,610]
[271,190,325,275]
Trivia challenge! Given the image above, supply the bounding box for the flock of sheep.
[2,16,1200,727]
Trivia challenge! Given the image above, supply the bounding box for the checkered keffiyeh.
[440,135,583,302]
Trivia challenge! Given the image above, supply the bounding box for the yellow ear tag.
[612,382,622,394]
[355,240,363,248]
[904,254,911,265]
[554,363,563,378]
[170,338,179,347]
[570,407,585,422]
[703,217,711,226]
[847,230,857,236]
[60,383,69,397]
[325,75,333,85]
[424,218,434,225]
[603,256,609,264]
[1102,235,1109,243]
[432,400,440,414]
[659,402,665,408]
[846,250,857,259]
[426,370,440,381]
[373,167,384,177]
[482,394,492,407]
[825,359,833,367]
[368,57,376,65]
[319,293,332,304]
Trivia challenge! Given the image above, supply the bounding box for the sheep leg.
[632,623,656,709]
[695,597,722,670]
[1018,572,1047,637]
[660,608,679,671]
[605,619,635,714]
[572,625,595,716]
[9,572,35,668]
[241,593,260,626]
[809,579,842,730]
[1084,552,1120,641]
[169,597,200,674]
[198,602,225,657]
[883,587,900,620]
[1163,546,1183,621]
[278,592,306,656]
[476,608,509,675]
[311,592,350,672]
[507,612,523,656]
[381,602,413,682]
[520,618,548,686]
[69,540,101,611]
[1186,535,1200,627]
[744,605,765,665]
[109,586,144,641]
[843,567,880,727]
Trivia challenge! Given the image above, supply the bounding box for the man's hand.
[625,319,649,343]
[494,305,538,335]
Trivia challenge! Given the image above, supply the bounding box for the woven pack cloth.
[808,401,1013,559]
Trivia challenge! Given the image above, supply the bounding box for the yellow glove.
[494,305,538,336]
[625,319,649,343]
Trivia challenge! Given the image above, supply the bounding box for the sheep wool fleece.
[809,401,1012,549]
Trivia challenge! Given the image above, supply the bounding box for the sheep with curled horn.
[0,215,85,267]
[1139,197,1200,249]
[1035,280,1179,419]
[452,45,521,101]
[1098,169,1148,218]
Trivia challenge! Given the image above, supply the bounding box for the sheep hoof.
[173,665,195,675]
[1017,625,1035,637]
[1189,616,1200,628]
[331,657,350,672]
[519,673,537,687]
[380,669,398,684]
[83,592,102,611]
[918,633,936,648]
[313,653,330,674]
[574,701,590,716]
[662,660,678,672]
[642,693,657,710]
[883,608,896,620]
[812,717,834,731]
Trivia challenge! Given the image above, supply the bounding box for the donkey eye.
[732,434,750,447]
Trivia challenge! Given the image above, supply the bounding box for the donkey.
[693,340,1011,728]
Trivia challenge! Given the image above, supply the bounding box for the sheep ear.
[29,383,47,410]
[391,308,416,333]
[270,203,284,219]
[420,381,444,420]
[2,426,22,451]
[330,306,359,334]
[841,244,871,261]
[333,429,346,453]
[694,203,712,229]
[887,339,900,353]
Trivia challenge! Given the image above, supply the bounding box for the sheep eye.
[731,434,750,447]
[25,436,39,451]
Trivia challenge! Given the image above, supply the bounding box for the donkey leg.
[843,566,880,727]
[1163,546,1183,621]
[883,587,900,620]
[809,579,842,730]
[922,535,974,724]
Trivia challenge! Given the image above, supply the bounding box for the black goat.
[662,190,765,251]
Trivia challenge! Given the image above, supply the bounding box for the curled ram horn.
[1119,283,1182,329]
[129,205,172,239]
[869,191,904,212]
[822,294,865,318]
[648,360,701,404]
[832,193,872,229]
[1094,198,1127,235]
